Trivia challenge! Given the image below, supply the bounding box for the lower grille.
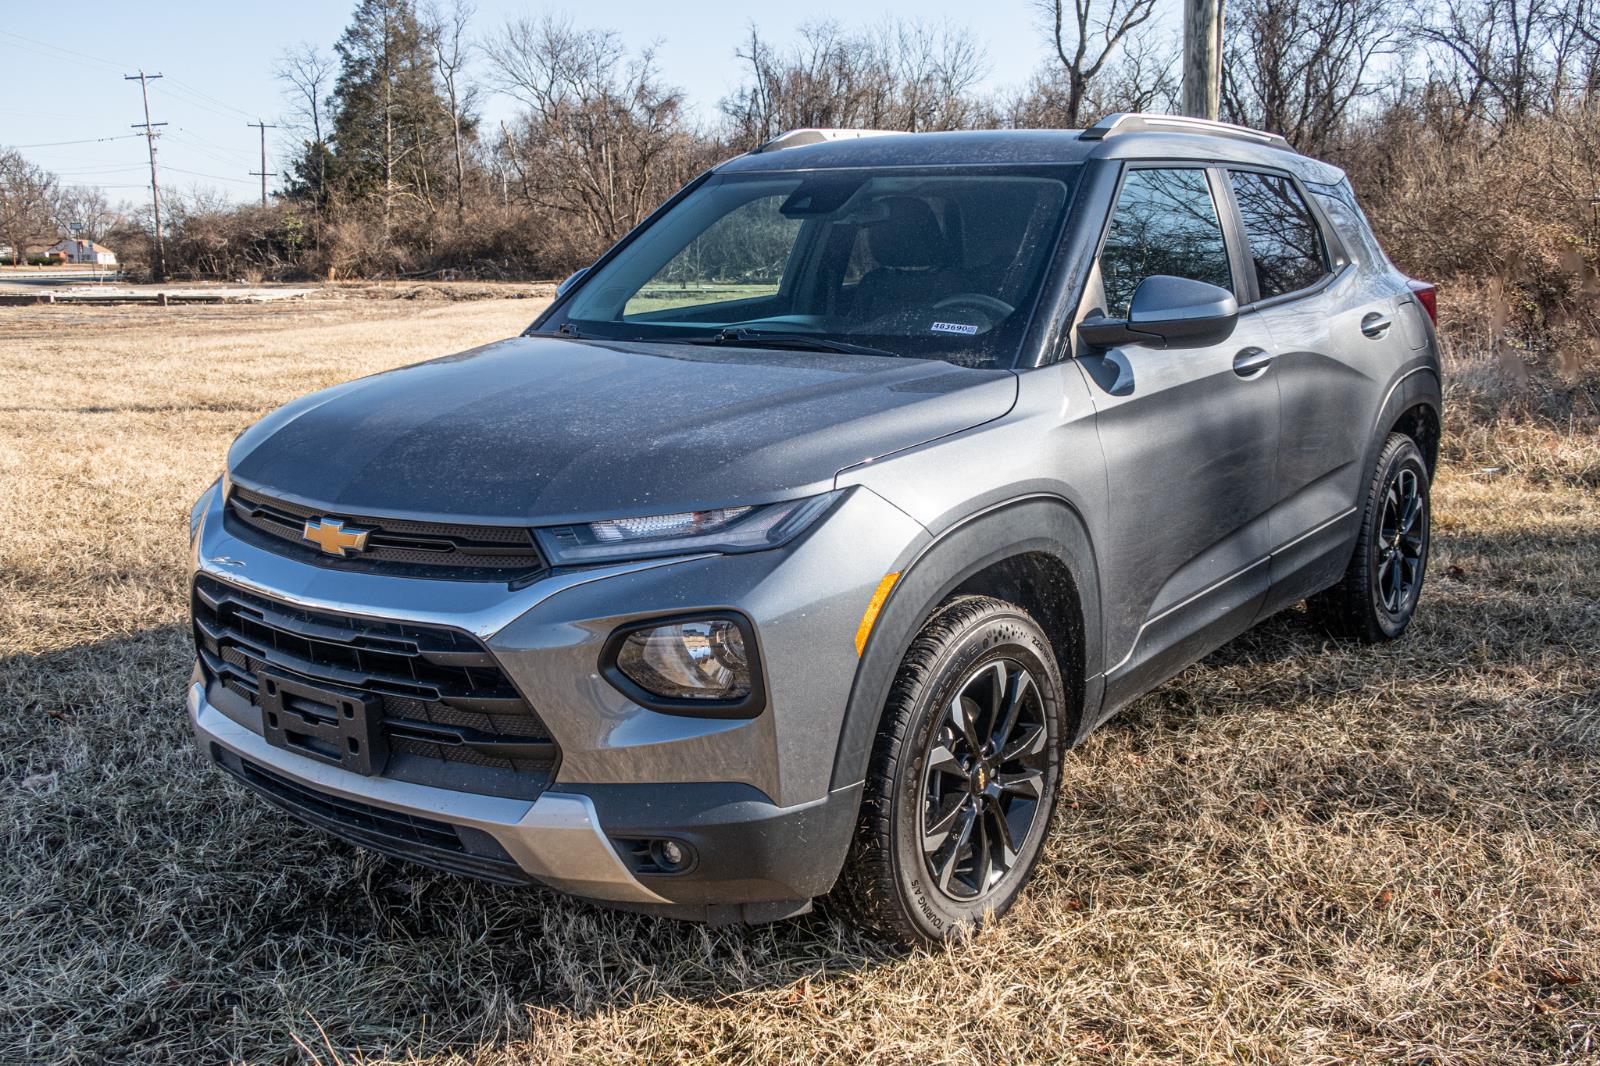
[215,749,534,886]
[193,574,558,780]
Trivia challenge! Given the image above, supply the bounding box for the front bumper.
[186,482,924,915]
[191,680,863,916]
[190,680,667,903]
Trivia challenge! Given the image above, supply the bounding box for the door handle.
[1232,347,1274,378]
[1360,312,1392,338]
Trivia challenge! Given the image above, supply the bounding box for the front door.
[1076,165,1282,706]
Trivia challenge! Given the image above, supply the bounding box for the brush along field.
[1,291,1596,1065]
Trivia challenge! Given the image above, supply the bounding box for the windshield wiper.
[684,328,902,359]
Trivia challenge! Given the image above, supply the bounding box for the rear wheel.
[1310,433,1431,642]
[841,596,1065,945]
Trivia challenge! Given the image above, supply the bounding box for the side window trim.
[1226,165,1349,310]
[1208,166,1260,306]
[1088,160,1239,320]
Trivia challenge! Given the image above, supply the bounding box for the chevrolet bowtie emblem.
[302,516,372,557]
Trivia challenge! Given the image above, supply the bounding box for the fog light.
[615,618,751,701]
[651,839,690,871]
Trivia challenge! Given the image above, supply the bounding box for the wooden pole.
[1181,0,1223,120]
[125,71,167,282]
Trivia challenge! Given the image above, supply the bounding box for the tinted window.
[1230,171,1329,299]
[623,194,800,317]
[1098,168,1233,318]
[556,169,1075,369]
[1311,180,1389,271]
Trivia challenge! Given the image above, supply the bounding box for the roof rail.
[1080,113,1291,150]
[752,128,909,153]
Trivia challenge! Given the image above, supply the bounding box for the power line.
[168,76,260,120]
[0,29,264,137]
[125,70,167,282]
[0,29,128,73]
[7,133,146,150]
[166,131,255,173]
[47,165,150,176]
[155,81,261,124]
[164,165,258,186]
[247,121,278,206]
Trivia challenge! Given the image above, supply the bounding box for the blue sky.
[0,1,1059,207]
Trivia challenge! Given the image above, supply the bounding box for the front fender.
[828,495,1104,791]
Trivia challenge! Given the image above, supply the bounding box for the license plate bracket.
[258,672,388,776]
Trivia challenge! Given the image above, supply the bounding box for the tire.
[1310,433,1432,642]
[840,595,1066,945]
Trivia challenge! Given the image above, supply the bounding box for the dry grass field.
[1,290,1596,1064]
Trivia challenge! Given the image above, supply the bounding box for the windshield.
[545,167,1078,369]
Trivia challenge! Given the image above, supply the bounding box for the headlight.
[535,491,840,565]
[603,615,764,716]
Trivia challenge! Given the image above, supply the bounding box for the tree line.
[3,0,1597,307]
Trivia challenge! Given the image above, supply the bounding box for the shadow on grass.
[0,624,896,1064]
[6,515,1595,1062]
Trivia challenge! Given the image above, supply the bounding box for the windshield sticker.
[930,321,979,335]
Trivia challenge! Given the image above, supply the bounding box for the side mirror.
[556,267,588,298]
[1078,275,1238,350]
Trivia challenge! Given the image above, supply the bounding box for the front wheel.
[840,596,1066,945]
[1310,433,1432,642]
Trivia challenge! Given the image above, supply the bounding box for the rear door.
[1221,169,1399,606]
[1078,165,1282,705]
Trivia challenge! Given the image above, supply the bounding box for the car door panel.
[1085,308,1280,705]
[1073,164,1282,708]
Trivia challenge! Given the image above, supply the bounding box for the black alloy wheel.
[919,658,1049,901]
[1374,463,1427,617]
[842,595,1066,945]
[1310,432,1431,642]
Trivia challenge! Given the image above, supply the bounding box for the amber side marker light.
[854,572,901,655]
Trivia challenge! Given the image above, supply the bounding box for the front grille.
[227,486,546,578]
[214,749,535,886]
[192,574,557,778]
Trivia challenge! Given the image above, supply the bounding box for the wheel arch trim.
[1367,364,1442,486]
[828,494,1104,791]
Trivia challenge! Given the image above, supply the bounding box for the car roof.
[715,125,1346,187]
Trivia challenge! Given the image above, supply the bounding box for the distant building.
[47,238,118,266]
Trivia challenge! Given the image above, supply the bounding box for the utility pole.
[1181,0,1223,120]
[247,120,278,207]
[125,70,167,282]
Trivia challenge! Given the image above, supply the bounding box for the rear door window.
[1229,171,1330,300]
[1098,168,1234,319]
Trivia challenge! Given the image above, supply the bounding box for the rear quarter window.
[1309,181,1394,272]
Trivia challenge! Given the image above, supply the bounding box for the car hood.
[228,335,1018,525]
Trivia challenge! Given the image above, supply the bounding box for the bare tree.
[724,22,896,143]
[53,185,120,242]
[1010,25,1177,125]
[1035,0,1161,127]
[1222,0,1398,154]
[423,0,477,220]
[886,20,991,131]
[0,149,60,264]
[275,42,335,200]
[722,19,990,146]
[485,15,704,246]
[1413,0,1564,124]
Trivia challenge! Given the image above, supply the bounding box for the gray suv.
[187,114,1441,944]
